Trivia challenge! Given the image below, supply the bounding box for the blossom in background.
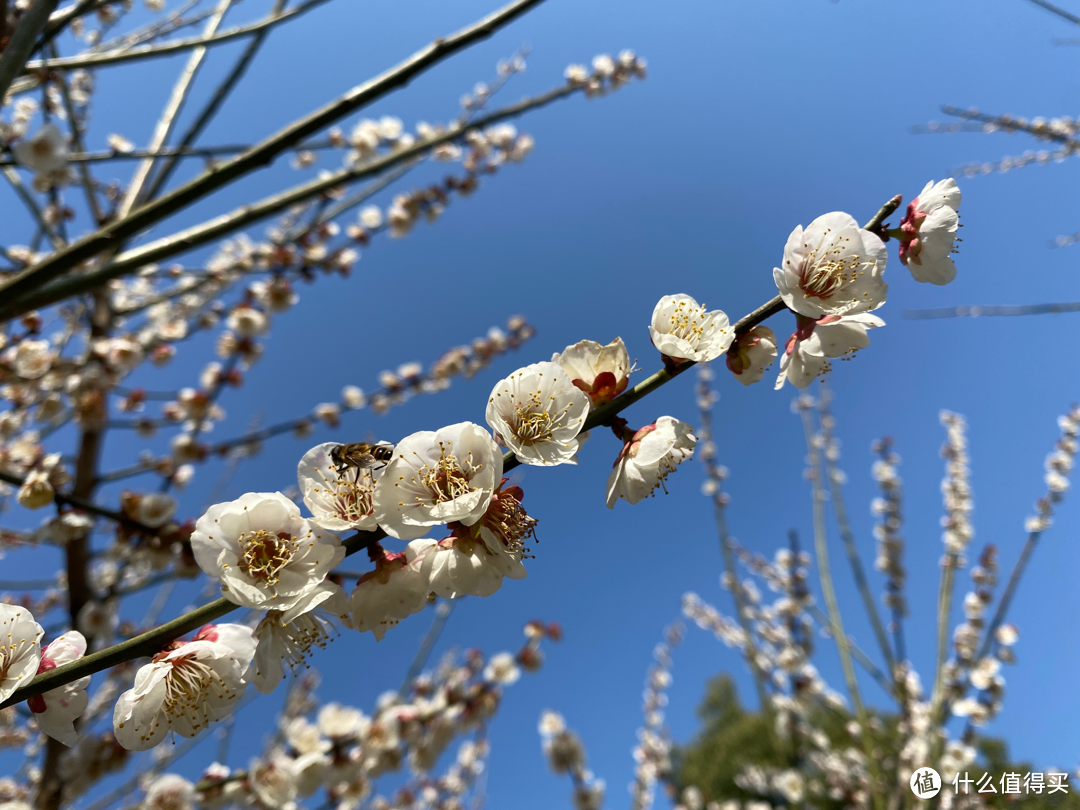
[190,492,345,613]
[372,422,501,540]
[648,294,734,363]
[112,623,255,750]
[11,338,53,379]
[16,469,54,509]
[774,313,884,390]
[773,212,887,319]
[485,361,589,465]
[12,123,69,175]
[897,178,961,285]
[0,605,43,702]
[298,442,385,532]
[551,337,632,407]
[252,582,350,693]
[28,631,90,746]
[143,774,196,810]
[607,417,696,507]
[484,652,521,685]
[348,544,432,641]
[725,325,778,386]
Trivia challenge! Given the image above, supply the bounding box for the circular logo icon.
[910,767,942,799]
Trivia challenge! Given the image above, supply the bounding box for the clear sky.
[6,0,1080,807]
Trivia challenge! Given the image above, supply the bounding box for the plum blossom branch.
[0,196,901,718]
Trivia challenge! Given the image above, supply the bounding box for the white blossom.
[348,544,431,640]
[112,624,255,750]
[648,294,734,363]
[12,124,69,175]
[485,361,589,466]
[0,605,43,702]
[29,631,89,746]
[898,179,961,285]
[143,774,196,810]
[725,325,778,386]
[16,470,53,509]
[190,492,345,615]
[251,583,350,693]
[372,422,501,540]
[297,442,385,532]
[551,337,631,407]
[484,652,520,685]
[607,417,696,507]
[773,212,887,318]
[12,339,52,379]
[775,313,884,390]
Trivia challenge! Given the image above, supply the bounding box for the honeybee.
[330,442,395,480]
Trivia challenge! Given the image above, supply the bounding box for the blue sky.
[6,0,1080,806]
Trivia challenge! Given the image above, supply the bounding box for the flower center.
[481,490,537,557]
[419,444,477,503]
[32,140,53,157]
[264,611,336,673]
[237,530,298,585]
[159,654,234,737]
[0,624,38,689]
[511,391,573,446]
[798,235,865,300]
[663,300,707,343]
[314,464,374,523]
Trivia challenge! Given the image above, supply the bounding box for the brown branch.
[0,0,547,308]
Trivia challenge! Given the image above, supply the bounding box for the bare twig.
[0,0,548,307]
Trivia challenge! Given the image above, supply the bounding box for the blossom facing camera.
[113,623,256,750]
[726,326,778,386]
[372,422,502,540]
[607,417,697,507]
[190,492,345,616]
[897,179,961,285]
[28,631,90,746]
[297,442,384,532]
[486,361,589,466]
[551,338,631,407]
[648,294,734,364]
[12,124,70,175]
[773,212,888,319]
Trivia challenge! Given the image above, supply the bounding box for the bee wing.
[351,451,378,468]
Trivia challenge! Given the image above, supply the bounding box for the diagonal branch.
[0,0,61,102]
[1,82,577,318]
[0,0,547,307]
[0,195,901,709]
[20,0,333,74]
[116,0,236,219]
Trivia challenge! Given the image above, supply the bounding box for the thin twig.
[143,0,290,199]
[0,0,548,306]
[4,82,580,317]
[799,400,882,810]
[816,386,897,682]
[116,0,236,219]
